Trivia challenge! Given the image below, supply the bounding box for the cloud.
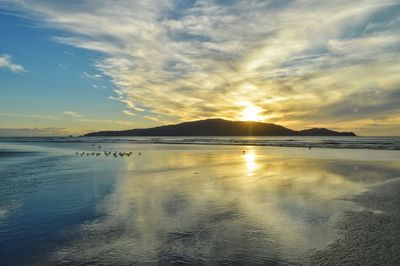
[63,111,81,118]
[82,71,102,79]
[2,0,400,134]
[0,127,69,136]
[122,110,136,116]
[76,118,134,126]
[115,120,135,126]
[0,54,27,73]
[0,112,59,120]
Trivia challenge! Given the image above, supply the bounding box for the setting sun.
[241,105,262,122]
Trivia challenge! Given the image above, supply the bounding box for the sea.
[1,135,400,150]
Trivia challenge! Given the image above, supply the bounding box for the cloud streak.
[0,54,27,73]
[122,110,136,116]
[0,112,58,120]
[63,111,82,118]
[82,71,102,79]
[2,0,400,134]
[0,127,69,136]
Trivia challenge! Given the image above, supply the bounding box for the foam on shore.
[308,177,400,265]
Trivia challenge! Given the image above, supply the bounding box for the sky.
[0,0,399,136]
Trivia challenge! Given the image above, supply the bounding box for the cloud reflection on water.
[46,148,399,265]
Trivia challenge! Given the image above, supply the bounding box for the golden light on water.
[244,150,257,176]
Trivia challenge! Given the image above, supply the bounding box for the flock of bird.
[76,145,251,158]
[75,144,142,158]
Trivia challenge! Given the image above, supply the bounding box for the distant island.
[84,118,356,137]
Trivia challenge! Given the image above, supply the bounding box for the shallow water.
[1,141,400,265]
[1,135,400,150]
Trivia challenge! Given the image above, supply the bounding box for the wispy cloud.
[122,110,136,116]
[82,71,102,79]
[0,127,69,136]
[0,112,58,120]
[63,111,81,118]
[76,118,134,126]
[2,0,400,133]
[0,54,27,73]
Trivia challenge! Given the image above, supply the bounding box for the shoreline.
[0,136,399,151]
[309,177,400,265]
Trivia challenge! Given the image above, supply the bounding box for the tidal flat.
[1,140,400,265]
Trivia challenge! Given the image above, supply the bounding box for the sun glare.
[241,105,262,122]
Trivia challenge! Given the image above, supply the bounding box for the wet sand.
[309,177,400,265]
[0,142,400,265]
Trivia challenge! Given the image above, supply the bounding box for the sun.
[241,105,262,121]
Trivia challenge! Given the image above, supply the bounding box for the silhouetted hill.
[84,118,356,137]
[300,128,356,136]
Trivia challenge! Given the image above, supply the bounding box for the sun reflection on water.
[244,150,257,176]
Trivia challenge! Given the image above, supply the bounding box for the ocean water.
[1,138,400,265]
[0,135,399,150]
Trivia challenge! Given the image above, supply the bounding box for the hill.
[84,118,356,137]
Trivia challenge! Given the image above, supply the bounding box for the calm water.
[1,140,400,265]
[1,135,400,150]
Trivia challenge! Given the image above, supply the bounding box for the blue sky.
[0,10,140,135]
[0,0,399,136]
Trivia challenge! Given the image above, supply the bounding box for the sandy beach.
[0,140,400,265]
[309,177,400,265]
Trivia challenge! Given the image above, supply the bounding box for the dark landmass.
[299,127,356,136]
[84,118,356,137]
